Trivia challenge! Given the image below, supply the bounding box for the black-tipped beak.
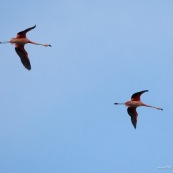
[49,44,51,47]
[114,103,118,105]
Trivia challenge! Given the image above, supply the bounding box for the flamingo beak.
[158,108,163,111]
[49,44,51,47]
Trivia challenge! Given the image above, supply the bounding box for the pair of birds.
[0,26,163,129]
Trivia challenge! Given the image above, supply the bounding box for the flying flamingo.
[0,25,51,70]
[114,90,163,129]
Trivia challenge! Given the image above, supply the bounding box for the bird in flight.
[0,25,51,70]
[114,90,163,129]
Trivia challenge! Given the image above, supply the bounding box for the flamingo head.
[43,44,51,47]
[157,107,163,111]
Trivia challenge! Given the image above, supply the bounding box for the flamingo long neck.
[0,41,10,44]
[114,102,125,105]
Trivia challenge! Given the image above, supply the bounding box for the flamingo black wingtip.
[144,90,149,92]
[27,67,31,70]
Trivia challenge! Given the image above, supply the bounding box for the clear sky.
[0,0,173,173]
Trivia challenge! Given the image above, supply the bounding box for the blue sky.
[0,0,173,173]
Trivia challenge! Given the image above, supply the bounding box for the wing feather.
[131,90,148,101]
[127,107,138,129]
[16,25,36,38]
[15,46,31,70]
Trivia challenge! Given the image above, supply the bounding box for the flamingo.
[114,90,163,129]
[0,25,51,70]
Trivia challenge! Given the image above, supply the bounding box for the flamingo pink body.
[114,90,163,129]
[1,25,51,70]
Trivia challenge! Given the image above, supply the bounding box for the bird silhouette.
[0,25,51,70]
[114,90,163,129]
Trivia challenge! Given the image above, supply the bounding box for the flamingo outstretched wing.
[127,107,138,129]
[15,45,31,70]
[131,90,148,101]
[16,25,36,38]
